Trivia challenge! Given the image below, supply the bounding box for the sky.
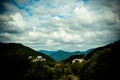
[0,0,120,51]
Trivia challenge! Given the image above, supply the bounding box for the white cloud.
[0,13,27,33]
[50,28,82,43]
[10,13,26,29]
[74,6,95,24]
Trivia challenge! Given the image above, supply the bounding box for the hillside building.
[72,58,85,63]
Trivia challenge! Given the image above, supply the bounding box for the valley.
[0,40,120,80]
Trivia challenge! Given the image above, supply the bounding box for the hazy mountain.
[39,50,55,56]
[38,49,93,61]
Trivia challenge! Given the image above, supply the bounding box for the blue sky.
[0,0,120,51]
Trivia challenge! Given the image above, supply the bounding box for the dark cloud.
[0,0,11,3]
[0,34,12,42]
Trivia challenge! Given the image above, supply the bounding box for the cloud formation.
[0,0,120,51]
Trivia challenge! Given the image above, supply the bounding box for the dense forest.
[0,40,120,80]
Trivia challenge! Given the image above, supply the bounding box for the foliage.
[79,40,120,80]
[0,42,55,80]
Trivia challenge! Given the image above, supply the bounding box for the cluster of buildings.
[28,56,46,62]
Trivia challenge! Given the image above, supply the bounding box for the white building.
[31,56,46,62]
[72,58,85,63]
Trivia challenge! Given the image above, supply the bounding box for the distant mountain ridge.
[39,50,55,55]
[39,49,93,61]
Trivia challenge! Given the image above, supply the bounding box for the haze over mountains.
[39,49,93,61]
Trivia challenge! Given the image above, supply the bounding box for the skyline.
[0,0,120,51]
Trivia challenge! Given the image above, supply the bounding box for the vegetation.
[79,40,120,80]
[0,40,120,80]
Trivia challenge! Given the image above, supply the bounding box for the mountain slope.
[0,42,56,80]
[79,40,120,80]
[0,42,55,62]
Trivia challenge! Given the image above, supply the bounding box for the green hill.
[79,40,120,80]
[61,40,120,80]
[0,42,55,80]
[0,42,55,62]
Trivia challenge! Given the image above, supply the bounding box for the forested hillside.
[0,42,55,61]
[62,40,120,80]
[0,42,55,80]
[79,40,120,80]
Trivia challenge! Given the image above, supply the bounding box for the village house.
[72,58,85,63]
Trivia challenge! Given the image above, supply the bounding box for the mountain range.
[39,49,93,61]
